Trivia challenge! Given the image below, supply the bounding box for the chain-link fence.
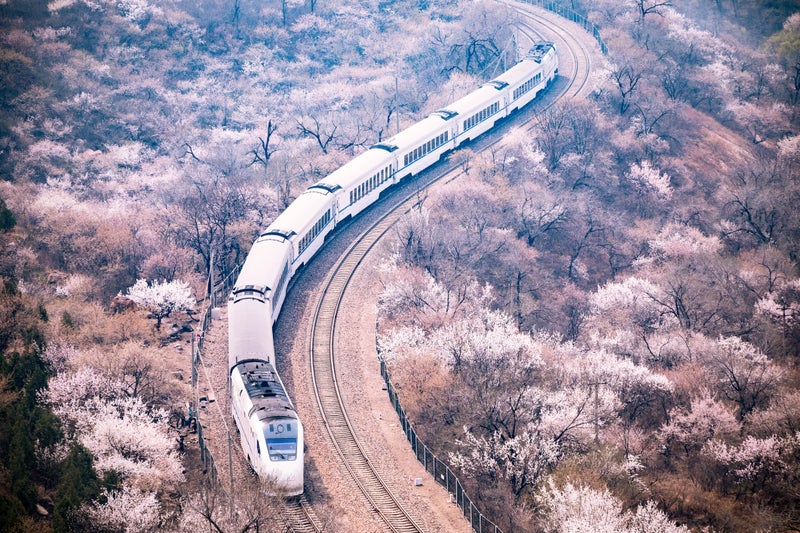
[186,3,609,525]
[379,357,504,533]
[191,263,242,490]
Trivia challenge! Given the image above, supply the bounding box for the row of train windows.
[272,262,290,311]
[350,164,393,204]
[463,101,500,132]
[298,209,331,254]
[403,131,449,167]
[513,72,543,100]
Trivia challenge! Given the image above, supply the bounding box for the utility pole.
[209,249,216,310]
[589,381,607,444]
[395,75,400,134]
[228,431,235,519]
[594,382,599,444]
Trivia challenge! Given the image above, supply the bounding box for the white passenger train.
[228,42,558,496]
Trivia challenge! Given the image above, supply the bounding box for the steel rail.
[307,11,594,533]
[191,3,598,531]
[281,495,324,533]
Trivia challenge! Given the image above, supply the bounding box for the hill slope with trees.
[0,0,519,529]
[0,0,798,530]
[376,0,800,531]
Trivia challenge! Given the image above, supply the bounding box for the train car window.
[267,438,297,461]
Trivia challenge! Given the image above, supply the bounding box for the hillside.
[0,0,799,531]
[376,0,800,531]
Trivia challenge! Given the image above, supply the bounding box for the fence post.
[378,354,504,533]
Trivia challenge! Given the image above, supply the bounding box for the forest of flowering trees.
[0,0,798,530]
[0,0,528,529]
[374,0,800,530]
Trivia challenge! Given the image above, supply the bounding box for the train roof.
[233,235,291,296]
[266,187,333,238]
[526,42,556,63]
[441,83,503,118]
[381,114,449,151]
[314,146,395,191]
[233,359,298,422]
[491,42,556,87]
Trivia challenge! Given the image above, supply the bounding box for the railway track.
[196,3,599,532]
[281,496,324,532]
[509,0,595,99]
[310,205,427,532]
[304,6,596,532]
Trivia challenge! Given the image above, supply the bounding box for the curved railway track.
[195,3,599,532]
[310,209,428,532]
[302,5,597,532]
[509,1,594,99]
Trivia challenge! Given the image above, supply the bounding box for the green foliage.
[0,49,35,110]
[0,349,57,528]
[0,283,102,530]
[0,278,43,356]
[766,16,800,63]
[60,310,74,330]
[0,0,49,22]
[53,445,100,533]
[0,197,14,232]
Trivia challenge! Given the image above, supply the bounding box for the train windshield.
[266,438,297,461]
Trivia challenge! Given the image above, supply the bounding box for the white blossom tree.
[122,278,195,330]
[80,396,183,489]
[42,368,184,492]
[659,392,740,459]
[450,429,559,498]
[536,479,688,532]
[625,160,673,199]
[703,434,799,495]
[705,336,782,420]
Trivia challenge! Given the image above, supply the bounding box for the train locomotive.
[227,42,558,496]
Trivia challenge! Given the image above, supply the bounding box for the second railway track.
[311,208,427,532]
[306,5,595,527]
[196,2,600,531]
